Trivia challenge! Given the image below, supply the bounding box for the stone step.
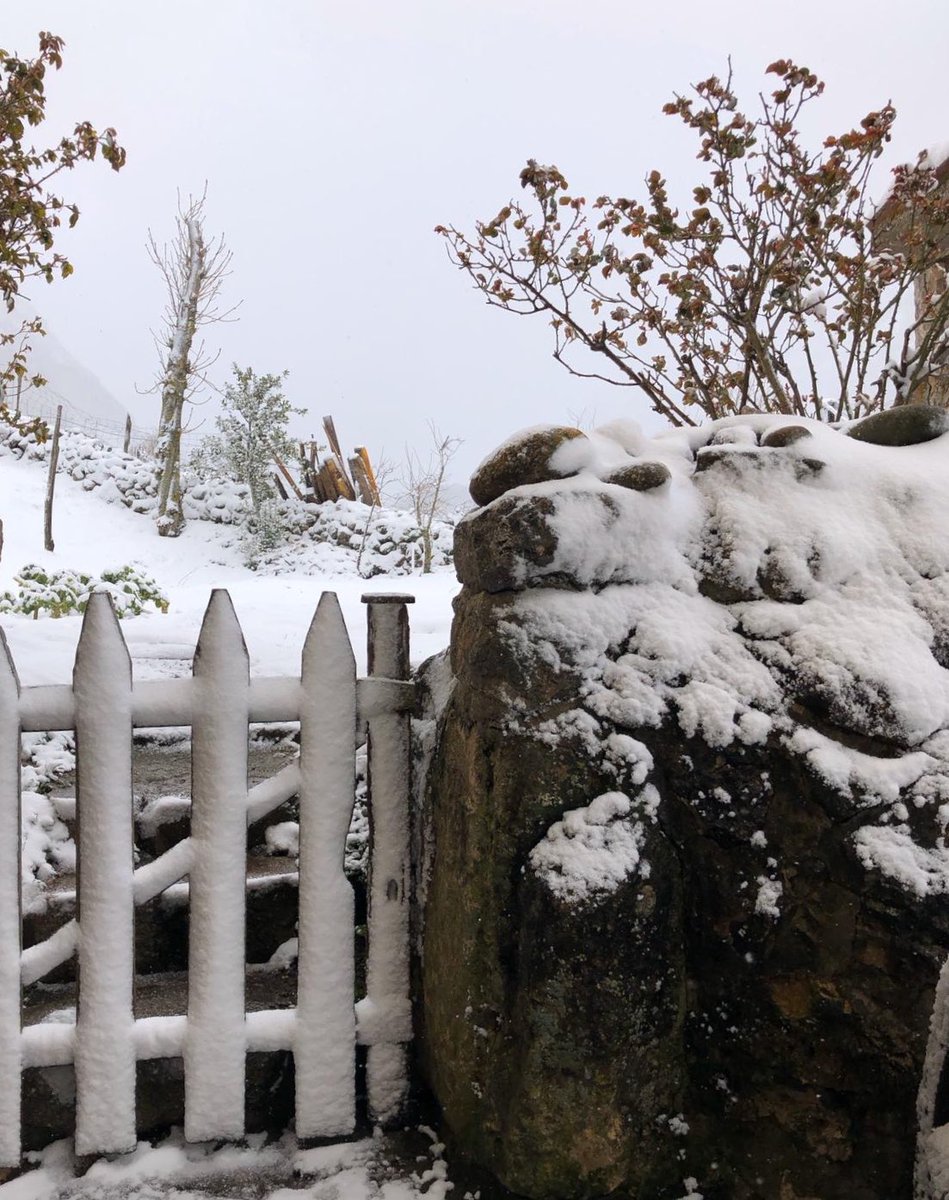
[24,856,302,984]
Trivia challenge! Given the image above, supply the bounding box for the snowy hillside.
[0,421,460,685]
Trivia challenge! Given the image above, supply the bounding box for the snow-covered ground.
[0,447,460,685]
[2,1127,456,1200]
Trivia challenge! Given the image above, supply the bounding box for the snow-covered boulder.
[419,407,949,1200]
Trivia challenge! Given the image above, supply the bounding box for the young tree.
[400,424,460,574]
[149,192,236,537]
[437,61,949,425]
[0,32,125,388]
[193,363,304,511]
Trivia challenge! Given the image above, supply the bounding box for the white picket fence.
[0,588,416,1163]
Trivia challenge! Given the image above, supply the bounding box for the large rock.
[846,404,949,446]
[469,426,585,507]
[418,416,949,1199]
[419,591,685,1200]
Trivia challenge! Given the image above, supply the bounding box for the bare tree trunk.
[155,219,203,537]
[149,195,236,538]
[44,404,62,552]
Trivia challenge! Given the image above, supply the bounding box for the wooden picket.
[73,595,137,1155]
[0,588,415,1166]
[296,593,357,1137]
[185,590,250,1142]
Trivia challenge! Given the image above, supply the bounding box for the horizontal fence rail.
[0,588,415,1165]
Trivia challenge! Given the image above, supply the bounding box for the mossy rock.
[605,460,671,492]
[846,405,949,446]
[761,424,813,448]
[469,426,585,506]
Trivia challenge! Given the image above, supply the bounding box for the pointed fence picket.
[0,588,415,1166]
[73,595,137,1156]
[185,591,250,1143]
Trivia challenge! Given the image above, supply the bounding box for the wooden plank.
[17,675,415,734]
[355,447,382,506]
[73,593,136,1155]
[185,590,249,1142]
[0,630,21,1166]
[272,451,304,501]
[326,458,356,502]
[322,416,358,497]
[360,593,415,1125]
[319,462,339,501]
[348,455,373,505]
[296,593,358,1137]
[322,414,345,463]
[272,471,288,502]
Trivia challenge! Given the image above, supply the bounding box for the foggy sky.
[4,0,948,482]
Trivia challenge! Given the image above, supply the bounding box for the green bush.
[0,564,169,619]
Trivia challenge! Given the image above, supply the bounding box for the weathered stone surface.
[454,495,560,593]
[419,590,685,1200]
[454,490,634,594]
[695,445,824,478]
[469,426,585,507]
[846,404,949,446]
[420,590,949,1197]
[761,424,814,448]
[604,460,671,492]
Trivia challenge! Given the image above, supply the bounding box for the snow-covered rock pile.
[0,414,250,521]
[255,497,454,576]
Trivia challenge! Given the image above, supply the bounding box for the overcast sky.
[4,0,948,482]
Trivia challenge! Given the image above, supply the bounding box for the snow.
[854,826,949,898]
[754,876,783,919]
[0,1126,455,1200]
[529,789,652,904]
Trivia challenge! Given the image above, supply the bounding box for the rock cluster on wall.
[417,407,949,1200]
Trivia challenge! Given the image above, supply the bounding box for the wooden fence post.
[123,413,132,454]
[361,592,414,1124]
[43,404,62,553]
